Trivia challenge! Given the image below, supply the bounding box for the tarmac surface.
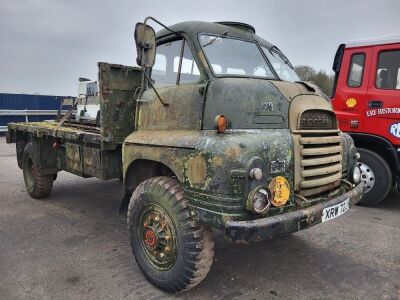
[0,137,399,300]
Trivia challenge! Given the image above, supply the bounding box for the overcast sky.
[1,0,399,96]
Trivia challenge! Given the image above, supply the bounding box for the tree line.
[295,65,335,97]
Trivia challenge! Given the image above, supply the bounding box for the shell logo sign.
[345,98,357,108]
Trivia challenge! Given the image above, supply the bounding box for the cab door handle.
[368,100,383,108]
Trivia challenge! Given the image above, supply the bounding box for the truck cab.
[120,20,363,290]
[331,37,400,205]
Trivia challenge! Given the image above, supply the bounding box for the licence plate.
[322,199,349,222]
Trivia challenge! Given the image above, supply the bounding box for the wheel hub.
[139,205,177,270]
[358,162,375,194]
[143,227,157,249]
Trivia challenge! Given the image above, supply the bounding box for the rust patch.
[187,155,207,185]
[224,145,241,161]
[211,156,223,167]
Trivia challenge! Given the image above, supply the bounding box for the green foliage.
[295,65,335,97]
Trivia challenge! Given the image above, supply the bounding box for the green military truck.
[6,18,364,292]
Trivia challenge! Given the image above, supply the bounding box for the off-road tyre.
[358,148,392,206]
[127,176,214,292]
[22,143,54,199]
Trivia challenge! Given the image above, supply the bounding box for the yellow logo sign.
[346,98,357,108]
[269,176,290,207]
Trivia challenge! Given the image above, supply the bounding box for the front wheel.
[357,148,392,206]
[127,177,214,292]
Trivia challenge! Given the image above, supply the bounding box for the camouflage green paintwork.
[122,21,361,230]
[98,62,142,145]
[123,128,294,229]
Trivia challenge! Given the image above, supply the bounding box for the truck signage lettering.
[366,107,400,117]
[261,101,274,112]
[389,122,400,138]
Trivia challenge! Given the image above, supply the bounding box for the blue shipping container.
[0,93,72,127]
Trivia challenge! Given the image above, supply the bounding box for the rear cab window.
[347,53,365,87]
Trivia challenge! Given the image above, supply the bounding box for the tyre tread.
[22,143,54,199]
[127,176,214,293]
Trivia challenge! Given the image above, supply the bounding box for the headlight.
[247,187,271,215]
[352,166,361,184]
[246,176,291,215]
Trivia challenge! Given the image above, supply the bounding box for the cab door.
[365,44,400,145]
[137,38,206,131]
[332,47,372,132]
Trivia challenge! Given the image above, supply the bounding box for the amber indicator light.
[215,115,227,133]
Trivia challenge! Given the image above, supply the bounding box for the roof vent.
[215,22,256,34]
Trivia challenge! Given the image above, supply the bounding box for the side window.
[376,50,400,90]
[151,39,200,86]
[347,53,365,87]
[179,41,201,84]
[152,39,183,87]
[397,67,400,89]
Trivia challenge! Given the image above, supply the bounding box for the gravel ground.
[0,137,399,300]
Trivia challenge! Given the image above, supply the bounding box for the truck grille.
[299,110,337,130]
[293,110,342,197]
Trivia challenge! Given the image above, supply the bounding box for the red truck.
[331,37,400,206]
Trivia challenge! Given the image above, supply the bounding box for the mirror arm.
[142,71,169,107]
[144,16,178,34]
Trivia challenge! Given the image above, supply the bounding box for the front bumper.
[225,182,364,243]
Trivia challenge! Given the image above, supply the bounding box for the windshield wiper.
[202,31,228,47]
[269,45,294,68]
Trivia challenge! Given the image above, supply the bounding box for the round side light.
[249,168,263,180]
[352,165,361,184]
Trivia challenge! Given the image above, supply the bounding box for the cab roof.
[346,34,400,48]
[156,21,273,48]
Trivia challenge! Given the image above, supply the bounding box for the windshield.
[199,34,276,79]
[261,46,300,82]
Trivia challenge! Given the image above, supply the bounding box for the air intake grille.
[299,110,337,130]
[297,131,342,197]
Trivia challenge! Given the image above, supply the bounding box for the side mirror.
[332,44,345,73]
[134,22,156,68]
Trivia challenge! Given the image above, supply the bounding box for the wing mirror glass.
[134,22,156,68]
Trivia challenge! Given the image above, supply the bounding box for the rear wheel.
[22,143,54,199]
[357,148,392,206]
[127,177,214,292]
